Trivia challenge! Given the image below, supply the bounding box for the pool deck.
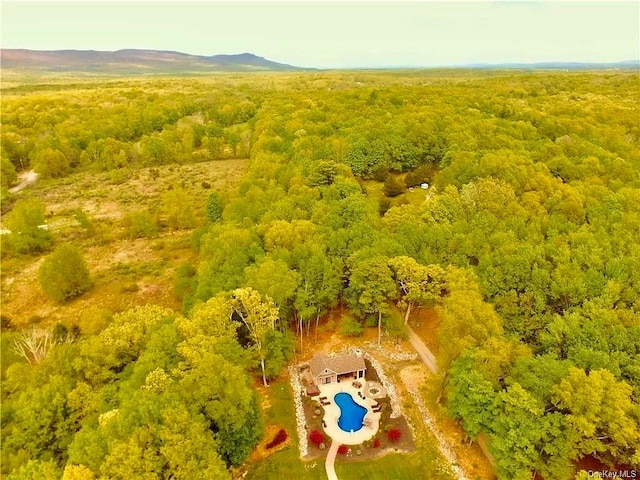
[316,380,381,446]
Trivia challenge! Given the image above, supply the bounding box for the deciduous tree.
[229,288,279,386]
[346,253,396,344]
[38,244,91,302]
[4,198,53,254]
[389,256,444,324]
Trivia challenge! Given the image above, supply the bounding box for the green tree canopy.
[4,198,53,254]
[38,244,91,302]
[346,253,396,344]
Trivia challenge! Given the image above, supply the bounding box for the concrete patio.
[315,379,381,445]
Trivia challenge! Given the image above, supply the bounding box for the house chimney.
[354,348,362,358]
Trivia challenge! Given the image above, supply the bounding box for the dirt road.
[10,170,39,193]
[407,326,438,374]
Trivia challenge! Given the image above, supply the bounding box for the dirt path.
[324,440,339,480]
[9,170,39,193]
[407,326,438,374]
[400,367,470,480]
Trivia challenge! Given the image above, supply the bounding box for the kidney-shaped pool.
[334,392,368,432]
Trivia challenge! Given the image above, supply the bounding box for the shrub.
[174,262,197,301]
[52,323,69,343]
[339,314,364,337]
[388,428,402,442]
[74,209,95,234]
[38,244,91,302]
[384,310,408,342]
[119,282,139,293]
[383,174,405,197]
[309,430,324,446]
[338,445,349,455]
[373,438,381,448]
[266,429,288,449]
[365,315,378,328]
[78,306,111,335]
[122,210,159,239]
[162,188,196,230]
[108,168,131,184]
[372,165,389,182]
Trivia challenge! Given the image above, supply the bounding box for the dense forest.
[1,70,639,479]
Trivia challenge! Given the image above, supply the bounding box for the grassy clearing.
[17,158,248,227]
[0,158,247,328]
[361,177,432,212]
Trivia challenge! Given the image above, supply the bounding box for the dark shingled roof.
[309,352,366,379]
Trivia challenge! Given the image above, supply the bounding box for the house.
[309,350,366,385]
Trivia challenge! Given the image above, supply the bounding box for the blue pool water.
[334,392,367,432]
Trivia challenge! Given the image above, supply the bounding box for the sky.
[1,1,638,69]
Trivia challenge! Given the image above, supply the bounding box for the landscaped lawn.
[244,372,454,480]
[335,446,452,480]
[244,376,326,480]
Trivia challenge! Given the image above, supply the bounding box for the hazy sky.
[2,1,638,68]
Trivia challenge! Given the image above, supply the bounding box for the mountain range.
[0,49,307,74]
[1,49,637,74]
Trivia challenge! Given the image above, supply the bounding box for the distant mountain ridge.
[0,48,308,73]
[462,60,640,70]
[2,49,636,73]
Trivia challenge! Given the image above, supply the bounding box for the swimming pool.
[334,392,368,432]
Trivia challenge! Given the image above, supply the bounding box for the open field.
[1,158,247,327]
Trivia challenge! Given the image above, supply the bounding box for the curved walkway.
[324,440,339,480]
[407,326,438,373]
